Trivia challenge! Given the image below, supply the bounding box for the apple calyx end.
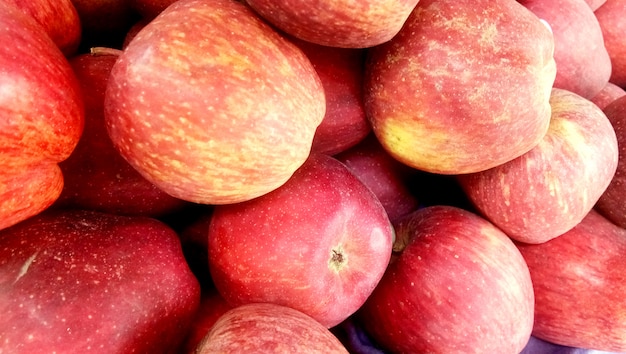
[328,246,347,273]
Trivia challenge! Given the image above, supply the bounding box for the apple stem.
[90,47,123,57]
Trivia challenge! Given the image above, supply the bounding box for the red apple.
[519,0,612,99]
[595,95,626,228]
[585,0,607,10]
[358,205,534,353]
[0,209,201,353]
[335,134,419,223]
[287,37,371,156]
[104,0,326,205]
[181,288,233,354]
[365,0,556,174]
[458,88,618,244]
[590,81,626,110]
[54,50,189,217]
[130,0,177,19]
[515,210,626,352]
[194,303,349,353]
[208,153,394,328]
[243,0,419,48]
[0,2,84,231]
[595,0,626,87]
[5,0,82,56]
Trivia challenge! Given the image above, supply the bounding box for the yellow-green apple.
[595,95,626,228]
[595,0,626,87]
[104,0,325,205]
[519,0,612,99]
[243,0,419,48]
[55,50,189,217]
[0,209,201,353]
[335,134,418,223]
[458,88,618,244]
[358,205,534,353]
[208,153,394,328]
[365,0,556,174]
[515,210,626,352]
[590,81,626,110]
[5,0,82,56]
[287,37,371,156]
[195,303,349,353]
[0,2,84,231]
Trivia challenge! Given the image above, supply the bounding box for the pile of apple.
[2,0,626,352]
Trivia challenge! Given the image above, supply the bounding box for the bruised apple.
[516,210,626,352]
[0,3,84,231]
[208,153,393,328]
[365,0,556,174]
[105,0,325,205]
[459,88,618,244]
[0,209,201,353]
[358,206,534,353]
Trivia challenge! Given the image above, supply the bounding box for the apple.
[590,81,626,110]
[0,209,201,353]
[181,288,233,354]
[0,2,84,231]
[104,0,326,205]
[287,37,371,156]
[194,303,349,353]
[585,0,608,10]
[5,0,82,56]
[519,0,612,99]
[243,0,419,48]
[515,210,626,352]
[130,0,178,20]
[208,153,394,328]
[358,205,535,353]
[458,88,618,244]
[595,0,626,87]
[54,50,189,217]
[595,95,626,228]
[335,134,419,223]
[365,0,557,175]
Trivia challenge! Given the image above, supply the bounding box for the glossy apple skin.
[208,153,393,328]
[287,37,371,156]
[335,134,419,223]
[6,0,82,56]
[55,51,189,217]
[358,205,534,353]
[244,0,419,48]
[516,210,626,352]
[459,88,618,244]
[195,303,349,353]
[590,81,626,110]
[105,0,325,205]
[0,209,201,353]
[519,0,611,99]
[595,0,626,87]
[0,3,84,231]
[365,0,556,174]
[595,95,626,228]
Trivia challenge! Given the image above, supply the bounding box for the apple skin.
[595,0,626,87]
[0,209,201,353]
[287,37,371,156]
[590,81,626,110]
[105,0,325,205]
[515,210,626,352]
[595,95,626,228]
[585,0,607,10]
[54,50,189,217]
[335,134,419,223]
[181,288,233,354]
[195,303,349,353]
[208,153,394,328]
[243,0,419,48]
[0,3,84,231]
[358,205,534,353]
[5,0,82,56]
[130,0,178,19]
[458,88,618,244]
[365,0,556,174]
[519,0,612,99]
